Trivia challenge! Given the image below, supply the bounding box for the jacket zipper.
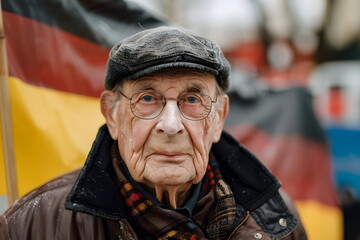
[227,211,250,240]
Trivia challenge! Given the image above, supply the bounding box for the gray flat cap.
[105,26,231,91]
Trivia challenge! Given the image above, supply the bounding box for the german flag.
[0,0,164,198]
[225,87,343,240]
[0,1,343,239]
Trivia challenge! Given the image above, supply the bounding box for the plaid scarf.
[112,143,241,240]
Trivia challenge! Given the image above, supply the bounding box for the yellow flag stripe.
[1,77,104,196]
[295,200,343,240]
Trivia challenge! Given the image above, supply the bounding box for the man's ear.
[213,94,229,143]
[100,91,118,140]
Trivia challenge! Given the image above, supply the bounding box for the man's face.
[101,70,228,189]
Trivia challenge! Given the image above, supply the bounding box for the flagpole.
[0,2,19,204]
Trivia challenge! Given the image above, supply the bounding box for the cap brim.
[124,62,219,80]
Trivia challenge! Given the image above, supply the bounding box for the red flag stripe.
[5,12,109,97]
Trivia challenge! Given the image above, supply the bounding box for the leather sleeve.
[0,173,75,239]
[0,170,124,240]
[0,213,10,240]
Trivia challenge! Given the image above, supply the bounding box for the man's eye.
[141,95,154,102]
[186,96,199,103]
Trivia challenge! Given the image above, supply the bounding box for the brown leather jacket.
[0,126,307,239]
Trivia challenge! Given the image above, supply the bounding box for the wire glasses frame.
[118,90,218,121]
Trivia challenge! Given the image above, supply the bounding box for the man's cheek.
[189,128,208,157]
[131,123,152,152]
[203,119,218,148]
[117,117,135,159]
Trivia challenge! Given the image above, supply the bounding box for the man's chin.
[148,177,191,186]
[144,170,194,186]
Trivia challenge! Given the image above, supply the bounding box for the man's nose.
[155,100,184,135]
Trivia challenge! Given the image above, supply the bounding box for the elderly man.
[0,26,307,239]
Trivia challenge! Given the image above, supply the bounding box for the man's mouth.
[154,152,184,156]
[150,152,189,161]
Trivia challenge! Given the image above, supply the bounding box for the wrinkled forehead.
[123,68,218,93]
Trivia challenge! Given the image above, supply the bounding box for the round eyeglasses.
[118,90,217,121]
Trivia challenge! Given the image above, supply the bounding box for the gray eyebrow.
[186,82,208,94]
[131,80,156,91]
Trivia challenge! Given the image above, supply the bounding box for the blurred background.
[135,1,360,239]
[1,0,360,239]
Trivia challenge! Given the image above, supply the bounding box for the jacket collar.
[65,125,125,219]
[65,124,281,218]
[212,131,281,210]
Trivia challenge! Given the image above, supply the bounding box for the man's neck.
[144,182,193,208]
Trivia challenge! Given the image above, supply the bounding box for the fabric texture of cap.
[105,26,231,91]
